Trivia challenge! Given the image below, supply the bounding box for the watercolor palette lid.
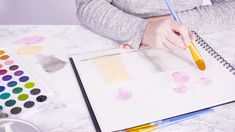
[0,48,53,117]
[0,118,41,132]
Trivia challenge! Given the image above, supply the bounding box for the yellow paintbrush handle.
[126,124,152,132]
[126,125,157,132]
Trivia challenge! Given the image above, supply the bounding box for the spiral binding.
[193,31,235,75]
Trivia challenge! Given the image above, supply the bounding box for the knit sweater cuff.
[124,19,149,49]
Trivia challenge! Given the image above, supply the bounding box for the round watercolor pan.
[9,65,19,71]
[0,50,5,55]
[0,69,7,75]
[0,55,9,60]
[4,60,14,65]
[2,75,13,81]
[0,86,5,92]
[14,70,24,76]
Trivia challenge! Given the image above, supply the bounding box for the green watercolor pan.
[0,48,53,117]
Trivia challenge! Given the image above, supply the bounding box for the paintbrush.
[164,0,206,70]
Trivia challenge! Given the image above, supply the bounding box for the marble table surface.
[0,25,234,132]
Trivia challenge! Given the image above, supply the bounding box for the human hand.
[142,16,193,51]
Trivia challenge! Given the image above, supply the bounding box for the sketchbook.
[69,32,235,132]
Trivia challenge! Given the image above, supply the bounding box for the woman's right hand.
[142,16,193,51]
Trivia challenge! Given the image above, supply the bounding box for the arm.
[177,0,235,34]
[76,0,148,49]
[76,0,191,51]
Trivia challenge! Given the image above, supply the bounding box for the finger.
[167,31,186,49]
[189,31,195,40]
[120,44,133,49]
[124,45,133,49]
[170,22,191,47]
[119,44,125,49]
[163,39,182,51]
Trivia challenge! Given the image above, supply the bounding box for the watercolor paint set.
[0,48,53,117]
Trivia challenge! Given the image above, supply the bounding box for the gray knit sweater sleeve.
[178,0,235,34]
[76,0,235,49]
[76,0,148,49]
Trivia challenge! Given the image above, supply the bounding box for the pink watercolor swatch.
[116,88,132,100]
[174,85,188,93]
[172,71,190,83]
[199,77,212,85]
[14,36,45,44]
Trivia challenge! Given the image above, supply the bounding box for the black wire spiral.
[193,31,235,75]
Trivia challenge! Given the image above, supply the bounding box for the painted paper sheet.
[72,46,235,131]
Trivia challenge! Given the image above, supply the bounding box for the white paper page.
[72,41,235,131]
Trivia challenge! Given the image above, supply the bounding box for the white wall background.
[0,0,78,24]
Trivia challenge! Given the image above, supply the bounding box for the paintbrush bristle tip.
[196,60,206,71]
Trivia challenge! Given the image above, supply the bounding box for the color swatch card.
[70,33,235,132]
[0,48,53,117]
